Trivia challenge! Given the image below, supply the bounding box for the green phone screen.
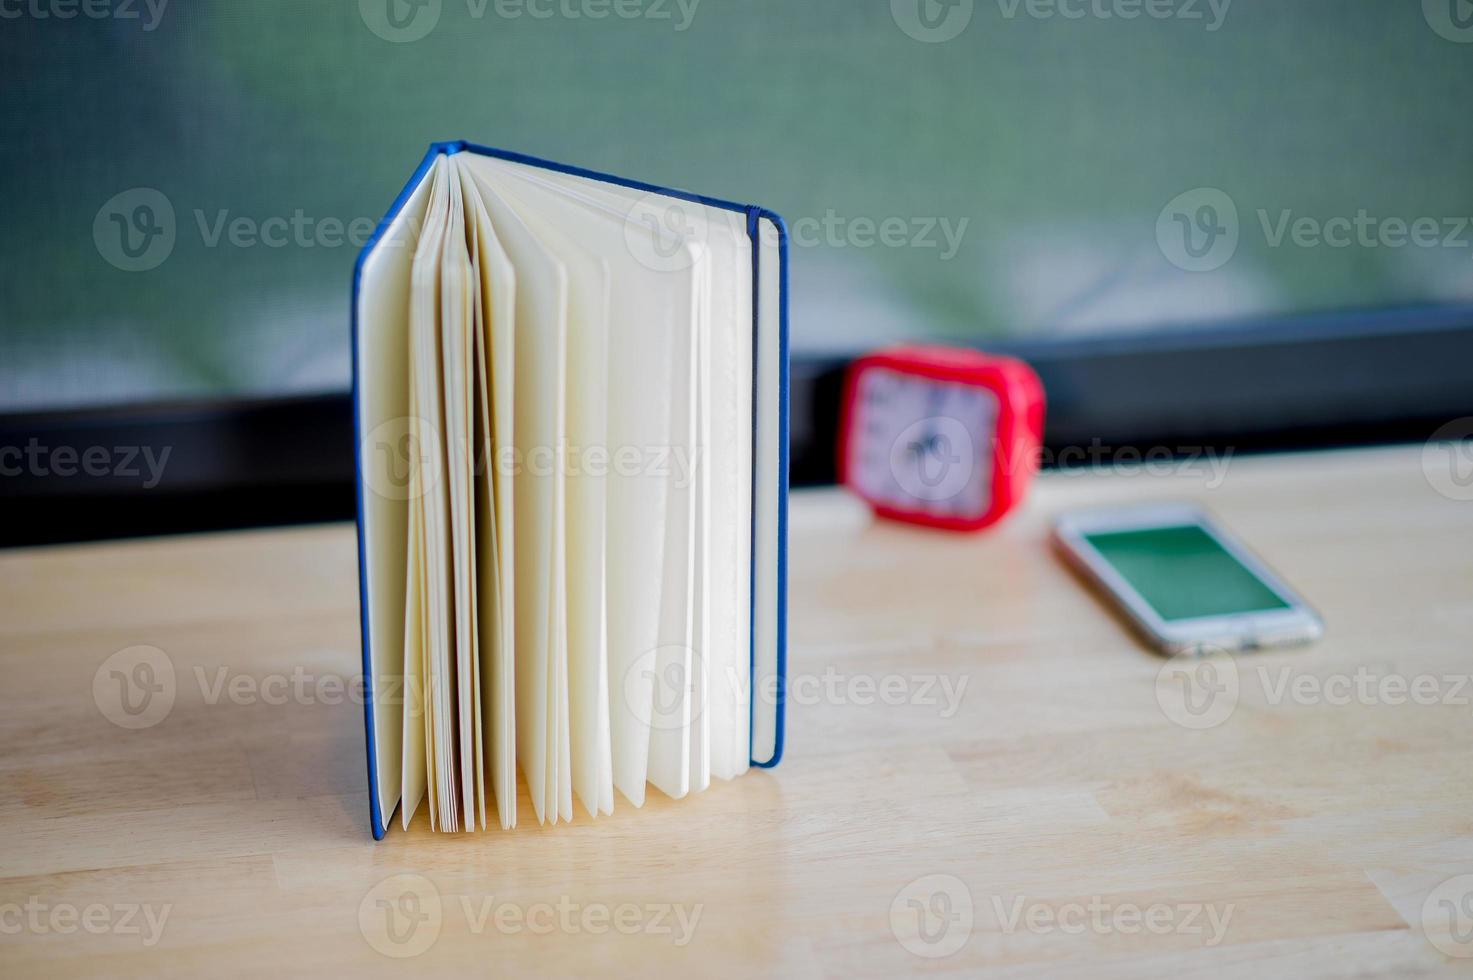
[1083,524,1291,622]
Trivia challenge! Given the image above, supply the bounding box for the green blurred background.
[2,0,1471,411]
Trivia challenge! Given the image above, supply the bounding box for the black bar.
[4,309,1472,547]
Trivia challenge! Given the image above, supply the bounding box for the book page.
[400,430,428,830]
[460,164,519,831]
[406,157,454,829]
[467,156,698,806]
[465,155,767,803]
[441,158,479,832]
[482,173,616,820]
[461,169,568,826]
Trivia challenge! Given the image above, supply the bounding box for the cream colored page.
[454,161,488,832]
[483,173,615,820]
[388,183,439,832]
[463,169,567,825]
[477,159,755,785]
[460,166,518,831]
[422,529,439,832]
[468,156,710,807]
[540,179,704,801]
[400,434,427,829]
[490,222,518,829]
[702,208,751,781]
[645,239,700,801]
[462,156,765,808]
[407,158,456,829]
[468,270,494,832]
[440,160,479,832]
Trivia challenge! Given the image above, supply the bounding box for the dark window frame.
[3,305,1472,547]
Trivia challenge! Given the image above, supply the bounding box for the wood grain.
[2,445,1472,977]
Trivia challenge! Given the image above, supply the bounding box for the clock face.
[848,366,997,520]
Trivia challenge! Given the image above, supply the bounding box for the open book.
[352,142,788,838]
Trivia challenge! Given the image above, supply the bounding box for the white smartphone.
[1052,502,1323,655]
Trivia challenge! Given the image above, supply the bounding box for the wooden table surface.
[3,445,1473,977]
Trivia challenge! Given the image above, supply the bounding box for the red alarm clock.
[838,345,1046,532]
